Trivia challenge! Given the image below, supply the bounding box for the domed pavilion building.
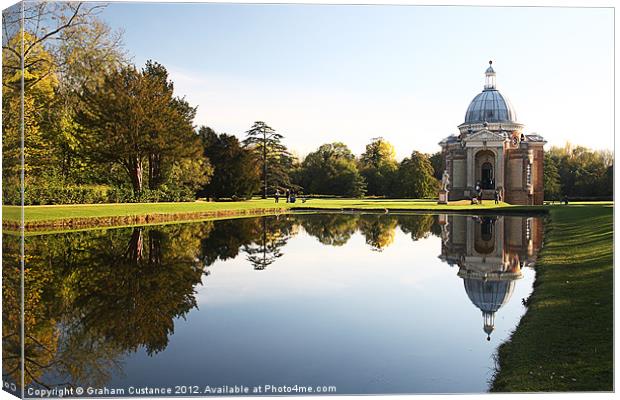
[439,62,546,205]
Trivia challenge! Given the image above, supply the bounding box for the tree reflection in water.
[297,213,358,246]
[299,213,437,249]
[243,215,297,270]
[4,212,539,392]
[357,214,400,251]
[3,223,211,391]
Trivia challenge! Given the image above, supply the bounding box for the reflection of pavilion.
[438,214,543,340]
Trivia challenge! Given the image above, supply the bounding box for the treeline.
[199,126,438,201]
[1,3,437,205]
[543,144,613,201]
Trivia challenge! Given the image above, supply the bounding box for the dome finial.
[484,61,496,90]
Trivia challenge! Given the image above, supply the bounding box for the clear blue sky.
[101,2,614,159]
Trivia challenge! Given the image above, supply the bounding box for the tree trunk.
[262,132,267,199]
[147,230,163,265]
[129,157,143,196]
[127,228,144,263]
[148,153,161,190]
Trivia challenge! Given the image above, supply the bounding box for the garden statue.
[441,170,450,191]
[438,170,450,204]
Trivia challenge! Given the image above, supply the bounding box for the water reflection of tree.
[66,225,208,355]
[200,218,261,266]
[2,236,59,388]
[243,216,297,270]
[397,214,437,241]
[3,223,210,390]
[298,213,437,251]
[3,213,442,391]
[357,214,399,251]
[298,213,359,246]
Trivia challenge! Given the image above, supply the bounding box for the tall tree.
[543,152,561,201]
[76,66,151,194]
[2,31,58,204]
[429,151,444,181]
[2,2,110,89]
[359,137,398,196]
[76,62,210,197]
[394,151,437,198]
[242,121,293,198]
[2,2,127,203]
[299,142,366,197]
[198,126,260,199]
[141,61,210,193]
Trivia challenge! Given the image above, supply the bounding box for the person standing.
[285,189,290,203]
[494,189,499,204]
[475,182,482,202]
[275,189,280,203]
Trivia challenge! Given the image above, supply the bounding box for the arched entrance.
[474,217,495,254]
[481,162,494,189]
[475,150,496,190]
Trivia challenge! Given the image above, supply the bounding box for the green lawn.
[2,198,541,225]
[491,203,613,392]
[3,199,290,222]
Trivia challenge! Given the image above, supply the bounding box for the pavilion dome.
[463,278,515,314]
[463,61,517,124]
[463,277,516,340]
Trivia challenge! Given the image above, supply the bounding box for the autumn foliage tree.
[359,137,398,196]
[2,2,129,204]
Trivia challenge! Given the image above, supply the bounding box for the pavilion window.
[526,163,532,186]
[526,218,532,241]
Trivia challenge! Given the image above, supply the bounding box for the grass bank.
[2,198,546,231]
[491,203,613,392]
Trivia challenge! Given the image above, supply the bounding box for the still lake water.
[3,212,544,396]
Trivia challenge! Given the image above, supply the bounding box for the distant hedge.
[3,185,197,205]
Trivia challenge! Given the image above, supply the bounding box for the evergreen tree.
[242,121,293,198]
[198,126,261,199]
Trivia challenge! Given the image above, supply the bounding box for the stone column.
[466,147,474,190]
[466,217,474,255]
[496,146,505,190]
